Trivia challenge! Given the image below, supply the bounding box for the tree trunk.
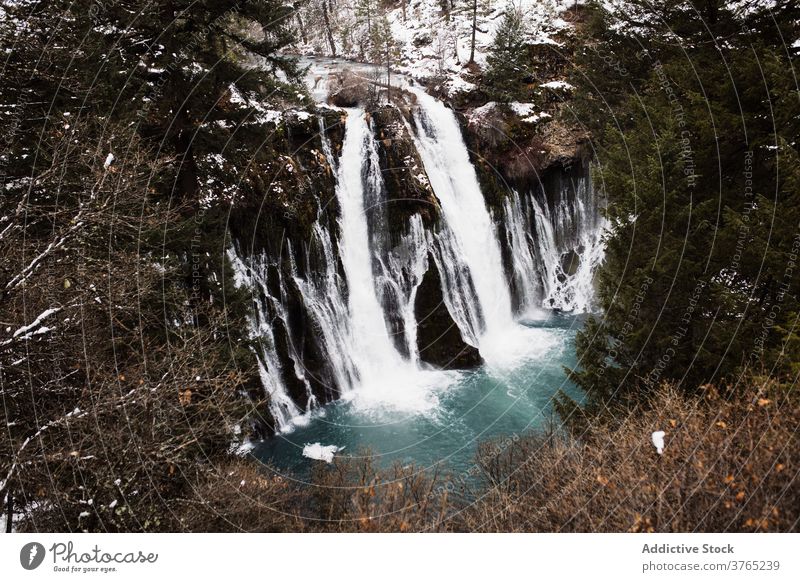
[386,50,391,103]
[469,0,477,64]
[322,1,337,57]
[5,490,12,533]
[296,13,308,45]
[174,106,199,201]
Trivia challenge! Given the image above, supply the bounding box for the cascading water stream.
[227,248,310,432]
[408,87,562,368]
[334,109,402,379]
[235,65,605,436]
[500,170,606,315]
[329,108,456,413]
[500,189,542,315]
[409,87,514,336]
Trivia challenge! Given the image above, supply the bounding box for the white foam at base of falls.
[302,442,343,463]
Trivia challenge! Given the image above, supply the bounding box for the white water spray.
[331,109,456,413]
[409,88,514,336]
[234,71,605,432]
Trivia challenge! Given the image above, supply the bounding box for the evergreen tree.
[461,0,492,65]
[484,5,529,101]
[370,16,400,101]
[560,0,800,421]
[355,0,379,59]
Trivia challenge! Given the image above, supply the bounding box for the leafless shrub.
[306,451,452,532]
[171,459,306,532]
[1,118,262,532]
[456,382,799,532]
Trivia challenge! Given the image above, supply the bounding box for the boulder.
[414,256,482,369]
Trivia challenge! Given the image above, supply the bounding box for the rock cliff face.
[229,107,344,263]
[370,106,440,234]
[462,104,589,208]
[227,107,350,429]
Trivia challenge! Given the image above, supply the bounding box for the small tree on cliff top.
[485,5,530,101]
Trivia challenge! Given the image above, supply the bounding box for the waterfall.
[226,248,313,433]
[500,163,606,315]
[500,189,542,314]
[233,73,605,433]
[406,86,607,367]
[333,108,456,413]
[334,109,406,384]
[408,87,515,344]
[374,213,429,362]
[541,163,605,312]
[286,224,359,396]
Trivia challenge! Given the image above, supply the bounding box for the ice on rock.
[302,442,344,463]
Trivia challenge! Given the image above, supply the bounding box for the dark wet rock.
[228,107,343,260]
[412,32,432,47]
[281,275,340,402]
[414,255,482,369]
[561,249,581,278]
[369,105,440,235]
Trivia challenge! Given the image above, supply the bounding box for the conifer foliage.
[484,5,529,101]
[561,0,800,419]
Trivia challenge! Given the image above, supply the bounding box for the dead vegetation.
[457,382,799,532]
[16,379,792,532]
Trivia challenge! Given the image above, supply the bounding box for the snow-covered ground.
[293,0,582,97]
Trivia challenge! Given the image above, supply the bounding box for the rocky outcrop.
[370,105,440,234]
[414,255,482,370]
[328,70,373,108]
[228,107,344,263]
[463,104,589,207]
